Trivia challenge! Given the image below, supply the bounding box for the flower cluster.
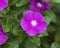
[20,0,51,36]
[0,0,51,45]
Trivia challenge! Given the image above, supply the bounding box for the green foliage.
[0,0,60,48]
[2,18,12,32]
[51,0,60,3]
[16,0,29,7]
[51,42,60,48]
[24,39,39,48]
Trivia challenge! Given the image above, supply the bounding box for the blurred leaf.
[51,42,60,48]
[12,29,26,43]
[45,16,51,25]
[47,25,57,33]
[51,0,60,3]
[44,10,56,23]
[56,16,60,25]
[24,39,39,48]
[0,13,3,17]
[41,38,50,48]
[12,25,26,43]
[37,32,48,37]
[29,36,41,46]
[7,42,19,48]
[16,0,29,7]
[9,0,19,6]
[2,17,12,32]
[3,41,19,48]
[44,0,60,3]
[1,7,10,15]
[8,5,27,19]
[12,25,20,36]
[55,31,60,43]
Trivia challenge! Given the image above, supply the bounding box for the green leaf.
[3,41,19,48]
[9,0,19,6]
[51,42,60,48]
[55,32,60,43]
[0,13,4,17]
[7,42,19,48]
[44,10,56,23]
[24,39,39,48]
[47,25,57,33]
[1,7,10,15]
[12,25,20,36]
[16,0,29,7]
[44,0,60,3]
[41,38,50,48]
[2,18,12,32]
[51,0,60,3]
[45,16,52,25]
[29,36,41,46]
[37,32,48,37]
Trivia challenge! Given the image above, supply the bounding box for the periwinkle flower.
[0,0,8,11]
[30,0,51,13]
[0,25,8,45]
[20,10,47,36]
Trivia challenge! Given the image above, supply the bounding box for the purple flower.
[30,0,51,13]
[20,10,47,36]
[0,0,8,11]
[0,25,8,45]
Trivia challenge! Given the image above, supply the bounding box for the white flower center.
[31,20,37,26]
[37,2,42,7]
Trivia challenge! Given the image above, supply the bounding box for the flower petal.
[0,5,6,11]
[0,32,8,45]
[20,18,31,31]
[0,0,8,11]
[24,10,35,21]
[43,2,51,10]
[36,22,47,34]
[26,27,38,36]
[2,0,8,4]
[34,12,45,22]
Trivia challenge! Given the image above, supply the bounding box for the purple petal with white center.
[34,12,45,22]
[20,10,48,36]
[30,0,51,13]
